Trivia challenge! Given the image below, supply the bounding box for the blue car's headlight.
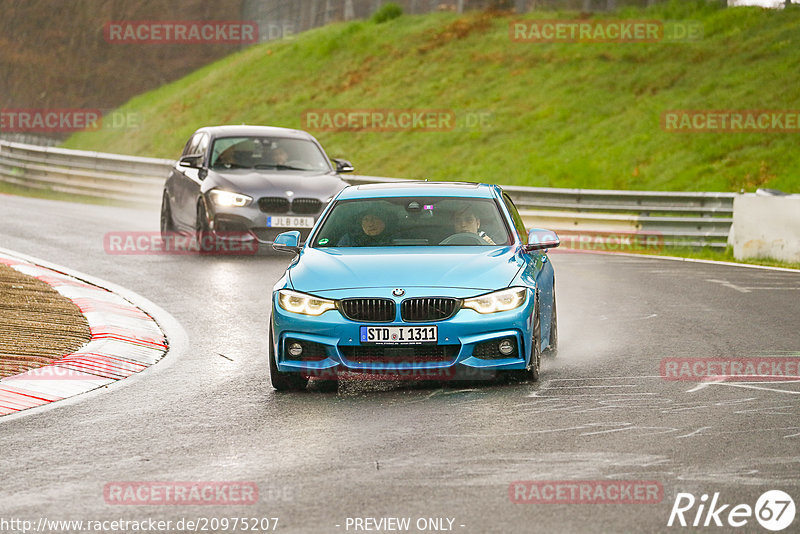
[209,189,253,207]
[462,287,527,314]
[278,289,336,316]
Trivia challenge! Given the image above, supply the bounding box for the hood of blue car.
[288,247,524,293]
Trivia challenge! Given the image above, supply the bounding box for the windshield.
[311,196,511,248]
[210,136,331,171]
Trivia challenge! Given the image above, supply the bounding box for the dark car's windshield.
[210,136,331,171]
[311,196,511,248]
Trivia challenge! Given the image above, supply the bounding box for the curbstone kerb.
[0,253,168,416]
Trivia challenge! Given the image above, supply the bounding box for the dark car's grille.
[401,298,460,322]
[340,345,459,363]
[257,197,323,215]
[291,198,323,214]
[258,197,290,213]
[338,298,396,322]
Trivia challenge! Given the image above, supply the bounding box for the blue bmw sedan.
[269,181,559,391]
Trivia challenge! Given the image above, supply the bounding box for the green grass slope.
[63,1,800,192]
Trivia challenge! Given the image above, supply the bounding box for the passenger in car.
[337,210,393,247]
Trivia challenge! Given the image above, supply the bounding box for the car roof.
[194,125,316,140]
[337,181,501,200]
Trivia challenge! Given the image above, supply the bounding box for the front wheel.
[195,201,218,254]
[498,295,541,383]
[269,327,309,392]
[543,288,558,358]
[160,191,176,239]
[527,296,542,381]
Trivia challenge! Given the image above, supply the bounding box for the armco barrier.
[0,140,172,205]
[1,140,735,248]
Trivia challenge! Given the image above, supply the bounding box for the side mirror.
[179,154,203,169]
[524,229,560,252]
[272,231,302,254]
[332,158,354,173]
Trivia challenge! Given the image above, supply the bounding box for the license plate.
[267,216,315,228]
[360,326,438,344]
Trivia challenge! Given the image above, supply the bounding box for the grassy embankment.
[63,1,800,193]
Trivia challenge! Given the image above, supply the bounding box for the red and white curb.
[0,250,172,416]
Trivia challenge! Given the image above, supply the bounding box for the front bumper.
[271,289,536,379]
[207,205,319,244]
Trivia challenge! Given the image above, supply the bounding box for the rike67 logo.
[668,490,795,531]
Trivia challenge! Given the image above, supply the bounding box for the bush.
[371,2,403,24]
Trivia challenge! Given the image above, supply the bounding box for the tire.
[498,294,541,383]
[160,191,176,239]
[269,326,309,392]
[527,297,542,382]
[196,201,215,254]
[543,288,558,358]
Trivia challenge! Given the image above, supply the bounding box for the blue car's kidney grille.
[340,345,458,363]
[338,298,396,322]
[291,198,323,214]
[401,298,460,322]
[258,197,290,213]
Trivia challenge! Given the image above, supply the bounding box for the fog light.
[287,342,303,357]
[498,339,514,356]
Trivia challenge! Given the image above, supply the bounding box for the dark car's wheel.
[160,192,176,239]
[269,327,309,392]
[196,201,215,254]
[543,288,558,358]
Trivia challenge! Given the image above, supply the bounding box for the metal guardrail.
[0,141,173,205]
[0,140,735,248]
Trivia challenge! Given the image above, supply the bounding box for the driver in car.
[453,205,495,245]
[271,147,289,165]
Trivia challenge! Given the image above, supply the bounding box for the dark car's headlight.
[462,287,527,314]
[278,289,336,316]
[209,189,253,208]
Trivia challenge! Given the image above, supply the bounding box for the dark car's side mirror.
[179,154,203,169]
[273,231,302,254]
[524,229,560,252]
[332,158,354,173]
